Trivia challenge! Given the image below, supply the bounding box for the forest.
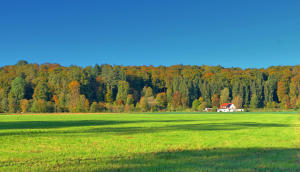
[0,60,299,113]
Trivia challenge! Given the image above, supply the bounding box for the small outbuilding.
[204,108,213,112]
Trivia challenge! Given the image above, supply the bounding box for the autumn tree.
[192,99,201,111]
[232,95,243,109]
[33,81,49,101]
[0,88,9,112]
[170,91,183,110]
[211,94,220,108]
[105,85,113,104]
[124,94,135,112]
[220,88,230,104]
[156,92,167,109]
[20,99,30,113]
[95,76,105,102]
[295,97,300,109]
[57,92,69,112]
[31,99,47,112]
[116,81,129,104]
[68,81,80,112]
[198,102,207,111]
[8,77,26,112]
[139,96,149,112]
[31,80,50,112]
[145,87,154,98]
[68,81,89,112]
[90,102,100,112]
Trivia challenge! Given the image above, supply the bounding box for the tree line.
[0,60,299,113]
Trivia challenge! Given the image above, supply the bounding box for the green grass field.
[0,112,299,172]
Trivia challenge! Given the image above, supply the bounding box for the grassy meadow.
[0,112,299,171]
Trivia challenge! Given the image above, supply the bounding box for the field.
[0,112,299,172]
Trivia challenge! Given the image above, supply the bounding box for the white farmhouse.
[217,103,244,112]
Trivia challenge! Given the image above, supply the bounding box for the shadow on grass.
[0,119,200,130]
[0,120,127,130]
[0,147,298,171]
[86,122,298,134]
[0,121,297,137]
[102,147,300,172]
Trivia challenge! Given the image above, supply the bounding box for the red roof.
[220,103,232,109]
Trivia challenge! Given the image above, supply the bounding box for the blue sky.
[0,0,300,68]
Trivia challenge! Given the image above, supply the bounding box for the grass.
[0,112,299,171]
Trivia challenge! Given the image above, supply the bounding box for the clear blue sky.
[1,0,300,68]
